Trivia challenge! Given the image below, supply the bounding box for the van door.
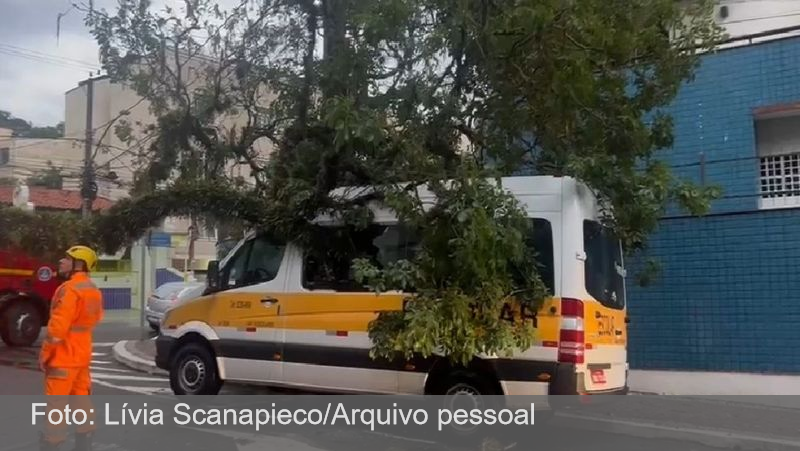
[279,223,414,394]
[213,234,288,385]
[580,220,627,393]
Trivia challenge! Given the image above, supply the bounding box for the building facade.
[626,3,800,393]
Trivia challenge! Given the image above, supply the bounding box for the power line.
[0,44,99,70]
[0,47,99,71]
[0,43,99,69]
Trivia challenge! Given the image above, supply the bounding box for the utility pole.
[81,0,96,219]
[81,74,95,218]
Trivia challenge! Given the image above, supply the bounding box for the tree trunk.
[321,0,348,101]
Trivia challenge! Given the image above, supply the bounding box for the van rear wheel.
[169,342,223,395]
[437,371,506,442]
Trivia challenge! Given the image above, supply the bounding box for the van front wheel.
[169,342,223,395]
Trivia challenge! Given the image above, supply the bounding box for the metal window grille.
[759,153,800,208]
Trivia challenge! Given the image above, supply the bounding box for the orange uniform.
[39,271,104,445]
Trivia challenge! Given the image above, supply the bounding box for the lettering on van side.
[402,299,537,328]
[229,301,252,309]
[597,314,615,336]
[500,303,538,328]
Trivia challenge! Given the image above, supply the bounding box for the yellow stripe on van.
[162,291,627,350]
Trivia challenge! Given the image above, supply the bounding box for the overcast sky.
[0,0,113,126]
[0,0,240,127]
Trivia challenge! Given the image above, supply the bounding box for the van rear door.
[580,220,627,393]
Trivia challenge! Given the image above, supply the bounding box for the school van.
[155,176,629,399]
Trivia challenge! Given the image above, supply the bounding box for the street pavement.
[0,312,170,395]
[2,312,800,451]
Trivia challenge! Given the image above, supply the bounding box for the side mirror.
[206,260,220,292]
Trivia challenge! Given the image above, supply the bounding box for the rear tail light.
[558,298,585,364]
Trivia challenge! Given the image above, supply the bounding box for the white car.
[145,281,206,331]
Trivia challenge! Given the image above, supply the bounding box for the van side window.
[303,224,419,292]
[220,235,286,289]
[512,218,555,296]
[222,240,252,289]
[245,237,286,284]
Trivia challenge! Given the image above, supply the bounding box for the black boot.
[72,432,93,451]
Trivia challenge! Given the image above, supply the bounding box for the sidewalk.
[113,338,166,375]
[102,308,143,325]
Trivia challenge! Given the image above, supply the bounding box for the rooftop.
[0,186,114,212]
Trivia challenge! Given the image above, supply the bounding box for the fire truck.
[0,248,59,347]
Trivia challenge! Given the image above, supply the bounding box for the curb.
[112,340,168,376]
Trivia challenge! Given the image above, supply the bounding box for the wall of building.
[627,209,800,373]
[626,34,800,376]
[714,0,800,40]
[63,58,277,192]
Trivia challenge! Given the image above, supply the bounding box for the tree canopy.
[0,0,723,365]
[0,110,64,138]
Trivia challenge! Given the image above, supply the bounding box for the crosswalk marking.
[89,366,132,374]
[92,374,167,382]
[1,343,172,395]
[92,379,171,395]
[87,349,172,393]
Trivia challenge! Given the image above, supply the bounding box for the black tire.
[169,342,223,395]
[0,301,43,347]
[149,322,160,332]
[435,370,506,443]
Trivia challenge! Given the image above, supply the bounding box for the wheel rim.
[444,382,484,432]
[14,312,35,341]
[179,357,206,392]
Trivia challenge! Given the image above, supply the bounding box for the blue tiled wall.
[628,36,800,374]
[654,36,800,215]
[156,268,184,287]
[101,288,132,310]
[627,209,800,373]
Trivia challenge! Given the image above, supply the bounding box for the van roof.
[327,175,577,200]
[316,175,591,224]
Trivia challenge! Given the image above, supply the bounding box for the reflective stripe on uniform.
[73,281,98,290]
[46,367,68,378]
[70,326,90,333]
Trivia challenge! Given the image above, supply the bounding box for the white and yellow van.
[155,175,629,398]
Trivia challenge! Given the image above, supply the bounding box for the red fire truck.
[0,248,59,347]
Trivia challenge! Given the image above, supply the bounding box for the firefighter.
[38,245,104,451]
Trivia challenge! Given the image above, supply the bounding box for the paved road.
[0,318,287,396]
[2,318,799,451]
[0,318,168,395]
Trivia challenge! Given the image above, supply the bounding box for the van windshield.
[583,220,625,310]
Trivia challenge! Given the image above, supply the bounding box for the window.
[756,114,800,209]
[583,220,625,310]
[220,234,286,289]
[246,236,286,284]
[511,218,555,296]
[302,223,420,292]
[222,240,251,289]
[0,148,8,166]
